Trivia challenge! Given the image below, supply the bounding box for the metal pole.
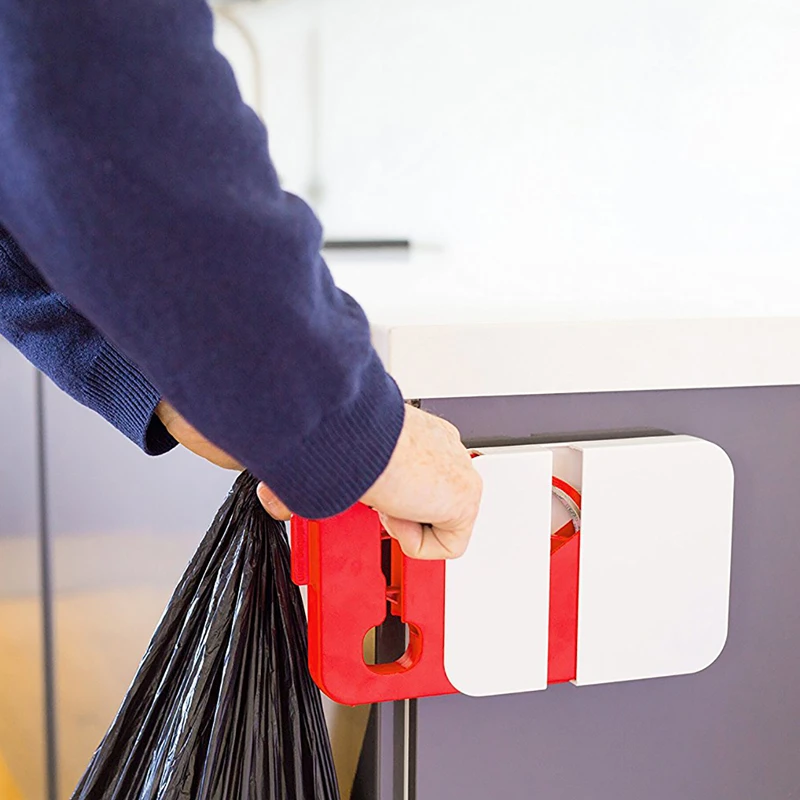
[35,371,58,800]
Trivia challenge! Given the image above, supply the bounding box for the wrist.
[155,399,179,432]
[83,342,178,456]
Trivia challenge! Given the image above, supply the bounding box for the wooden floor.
[0,587,167,800]
[0,593,47,800]
[0,585,369,800]
[0,751,25,800]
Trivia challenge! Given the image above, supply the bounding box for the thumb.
[256,482,293,521]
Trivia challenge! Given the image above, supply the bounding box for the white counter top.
[328,251,800,399]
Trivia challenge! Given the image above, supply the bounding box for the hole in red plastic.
[362,622,410,666]
[359,537,416,672]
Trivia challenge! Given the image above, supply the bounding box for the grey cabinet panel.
[0,342,46,799]
[414,387,800,800]
[0,346,38,543]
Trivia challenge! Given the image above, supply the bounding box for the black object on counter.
[323,239,410,250]
[72,472,340,800]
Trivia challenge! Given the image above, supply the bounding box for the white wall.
[213,0,320,201]
[218,0,800,287]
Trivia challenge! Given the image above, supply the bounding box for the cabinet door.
[0,343,45,800]
[411,388,800,800]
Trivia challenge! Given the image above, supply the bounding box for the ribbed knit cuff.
[82,342,178,455]
[262,353,406,519]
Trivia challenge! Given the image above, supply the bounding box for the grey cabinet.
[407,388,800,800]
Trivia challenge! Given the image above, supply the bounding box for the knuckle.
[439,417,461,440]
[447,419,461,436]
[464,470,483,504]
[446,537,469,559]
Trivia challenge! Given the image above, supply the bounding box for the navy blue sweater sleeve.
[0,225,177,455]
[0,1,405,518]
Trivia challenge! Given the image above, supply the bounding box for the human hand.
[360,404,482,559]
[158,400,482,556]
[155,400,242,471]
[257,404,483,559]
[156,399,293,521]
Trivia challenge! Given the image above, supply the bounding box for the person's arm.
[0,0,404,518]
[0,226,480,557]
[0,224,176,455]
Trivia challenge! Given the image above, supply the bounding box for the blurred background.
[2,0,800,797]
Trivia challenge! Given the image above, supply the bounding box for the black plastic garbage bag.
[72,471,340,800]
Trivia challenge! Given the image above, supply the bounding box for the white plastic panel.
[444,447,553,697]
[573,435,734,686]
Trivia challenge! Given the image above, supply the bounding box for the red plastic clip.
[292,476,582,703]
[291,503,457,705]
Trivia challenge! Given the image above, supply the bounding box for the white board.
[444,447,553,697]
[573,435,734,685]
